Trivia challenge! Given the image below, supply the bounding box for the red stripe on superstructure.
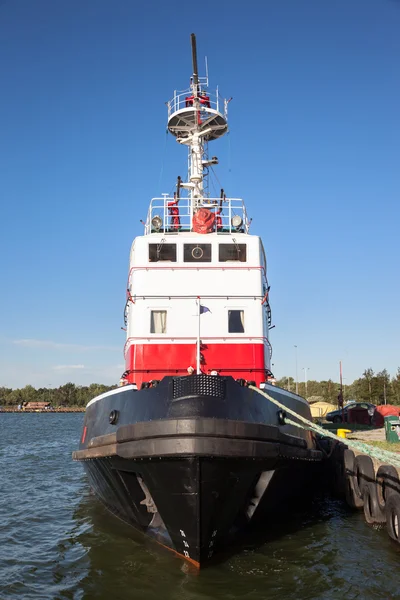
[125,343,266,387]
[124,336,271,357]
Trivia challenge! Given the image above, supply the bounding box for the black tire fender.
[376,465,400,512]
[362,482,386,526]
[385,493,400,543]
[331,443,346,497]
[353,454,375,499]
[343,449,363,509]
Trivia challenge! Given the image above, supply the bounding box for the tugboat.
[73,34,322,567]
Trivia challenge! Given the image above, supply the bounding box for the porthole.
[109,410,119,425]
[192,246,204,259]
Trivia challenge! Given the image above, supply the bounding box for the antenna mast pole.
[191,33,199,95]
[188,33,205,208]
[167,34,229,210]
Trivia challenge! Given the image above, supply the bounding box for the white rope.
[249,385,400,470]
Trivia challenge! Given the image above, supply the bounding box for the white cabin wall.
[259,240,271,370]
[126,233,267,346]
[127,297,264,343]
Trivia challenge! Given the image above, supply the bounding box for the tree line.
[0,383,115,408]
[1,368,399,408]
[276,368,400,406]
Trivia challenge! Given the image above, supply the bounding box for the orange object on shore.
[373,405,400,427]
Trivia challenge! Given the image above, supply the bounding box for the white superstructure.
[122,35,273,388]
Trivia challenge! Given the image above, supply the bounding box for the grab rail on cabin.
[127,266,267,295]
[124,336,272,359]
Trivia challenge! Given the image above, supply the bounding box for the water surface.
[0,413,398,599]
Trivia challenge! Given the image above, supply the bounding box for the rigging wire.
[209,165,224,193]
[227,131,232,173]
[157,130,169,193]
[227,131,232,191]
[209,168,219,197]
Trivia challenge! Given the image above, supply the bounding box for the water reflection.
[0,415,398,600]
[71,487,399,600]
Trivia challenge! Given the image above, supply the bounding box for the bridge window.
[149,244,176,262]
[219,243,247,262]
[150,310,167,333]
[228,310,245,333]
[184,244,212,262]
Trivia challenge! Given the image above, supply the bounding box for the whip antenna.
[191,33,199,93]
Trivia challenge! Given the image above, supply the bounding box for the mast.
[167,34,229,213]
[191,33,199,92]
[186,33,205,208]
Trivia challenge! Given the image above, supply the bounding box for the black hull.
[73,376,322,566]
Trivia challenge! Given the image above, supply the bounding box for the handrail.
[123,299,129,326]
[124,335,271,357]
[128,265,266,286]
[144,196,250,235]
[121,367,267,375]
[127,265,267,304]
[130,295,265,300]
[167,88,227,120]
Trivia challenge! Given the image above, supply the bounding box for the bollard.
[337,429,352,439]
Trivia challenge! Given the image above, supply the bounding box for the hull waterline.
[73,376,322,566]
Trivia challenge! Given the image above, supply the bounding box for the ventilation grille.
[172,375,226,400]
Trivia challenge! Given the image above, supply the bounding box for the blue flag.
[200,305,211,314]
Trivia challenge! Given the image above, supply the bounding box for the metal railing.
[144,196,250,235]
[167,88,227,120]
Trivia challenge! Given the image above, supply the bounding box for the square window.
[149,244,176,262]
[219,244,247,262]
[228,310,244,333]
[150,310,167,333]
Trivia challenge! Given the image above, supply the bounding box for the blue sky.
[0,0,399,388]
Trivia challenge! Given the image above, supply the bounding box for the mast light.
[151,216,163,230]
[231,215,243,230]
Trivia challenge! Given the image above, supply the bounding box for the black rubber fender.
[376,465,400,512]
[385,493,400,543]
[330,443,346,497]
[343,449,363,509]
[362,482,386,526]
[353,454,375,499]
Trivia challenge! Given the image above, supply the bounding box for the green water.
[0,413,398,599]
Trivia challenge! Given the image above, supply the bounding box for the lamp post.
[341,376,347,421]
[302,367,310,399]
[294,345,298,395]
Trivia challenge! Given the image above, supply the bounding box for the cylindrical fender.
[376,465,400,512]
[385,493,400,543]
[353,454,375,499]
[343,449,363,509]
[343,449,364,508]
[362,482,386,526]
[331,443,346,498]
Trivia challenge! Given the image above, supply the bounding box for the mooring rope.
[249,386,400,469]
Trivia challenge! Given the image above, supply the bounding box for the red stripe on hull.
[125,343,265,387]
